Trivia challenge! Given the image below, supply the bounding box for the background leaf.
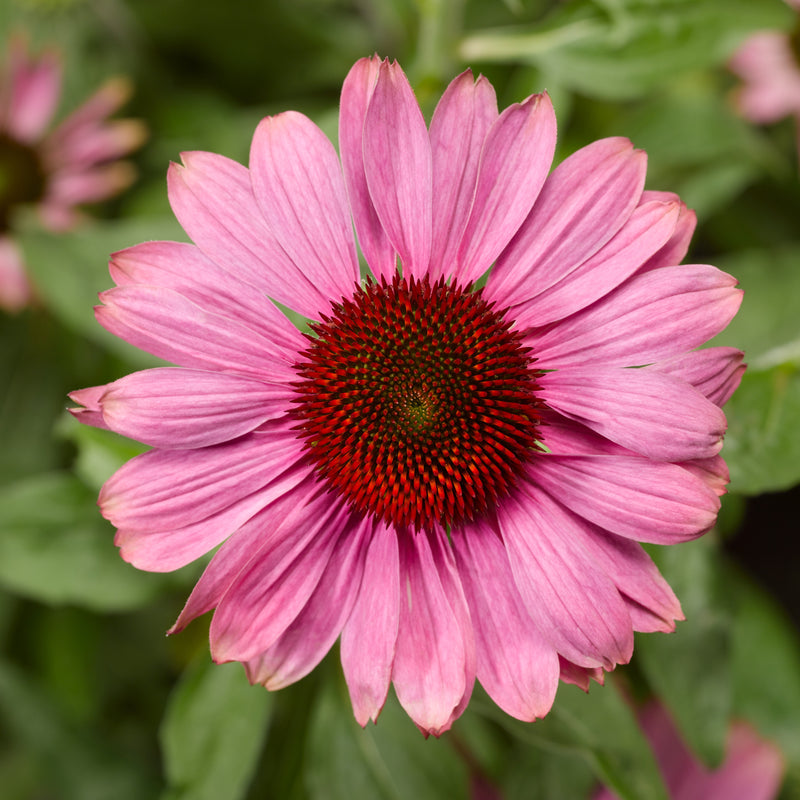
[160,658,273,800]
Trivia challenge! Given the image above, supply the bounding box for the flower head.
[595,703,784,800]
[70,57,743,735]
[0,36,145,311]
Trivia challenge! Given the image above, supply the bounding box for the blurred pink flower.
[595,703,784,800]
[729,2,800,152]
[0,36,145,311]
[70,56,743,735]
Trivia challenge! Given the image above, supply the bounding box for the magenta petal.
[650,347,746,407]
[428,70,498,281]
[167,152,330,320]
[531,265,743,369]
[454,92,557,285]
[558,658,604,691]
[3,41,61,142]
[638,191,697,271]
[95,285,294,380]
[168,479,318,629]
[363,60,432,279]
[68,385,110,430]
[340,521,400,726]
[511,196,681,328]
[339,56,397,281]
[539,366,727,462]
[96,367,292,449]
[108,241,305,362]
[498,486,633,670]
[453,523,559,721]
[250,112,360,303]
[488,137,646,309]
[527,454,720,544]
[576,527,682,634]
[392,528,474,735]
[100,426,303,533]
[244,514,371,690]
[210,492,352,663]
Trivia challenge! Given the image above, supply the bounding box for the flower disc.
[292,275,542,530]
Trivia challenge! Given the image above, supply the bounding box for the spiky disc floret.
[292,274,542,530]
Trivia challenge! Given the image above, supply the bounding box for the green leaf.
[306,681,470,800]
[459,0,793,100]
[637,535,733,767]
[58,414,149,492]
[18,217,184,367]
[160,658,272,800]
[0,472,168,610]
[715,247,800,371]
[483,678,669,800]
[722,365,800,495]
[730,570,800,766]
[0,658,157,800]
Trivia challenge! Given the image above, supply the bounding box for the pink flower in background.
[70,56,743,735]
[729,1,800,152]
[0,36,145,311]
[595,703,784,800]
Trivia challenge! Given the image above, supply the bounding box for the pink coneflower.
[0,36,145,311]
[595,702,784,800]
[729,1,800,154]
[70,56,743,735]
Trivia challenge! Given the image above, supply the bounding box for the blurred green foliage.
[1,0,800,798]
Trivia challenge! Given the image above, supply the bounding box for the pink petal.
[452,523,559,721]
[93,367,292,449]
[487,137,646,309]
[49,77,131,140]
[511,196,681,328]
[340,521,400,726]
[44,162,135,206]
[244,514,371,689]
[649,347,746,407]
[576,526,683,634]
[2,41,61,142]
[539,366,727,462]
[210,491,352,663]
[363,59,432,279]
[497,485,634,670]
[453,92,557,285]
[527,453,721,544]
[638,191,697,271]
[167,152,331,319]
[558,657,604,691]
[67,385,110,431]
[0,235,33,312]
[47,119,146,168]
[250,112,360,304]
[95,285,294,380]
[680,455,730,497]
[392,528,473,736]
[530,265,743,369]
[339,56,396,281]
[428,69,498,281]
[698,723,785,800]
[168,479,320,629]
[100,425,304,533]
[108,241,305,363]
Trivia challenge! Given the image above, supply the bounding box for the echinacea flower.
[729,0,800,154]
[0,36,145,311]
[595,702,784,800]
[70,56,744,735]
